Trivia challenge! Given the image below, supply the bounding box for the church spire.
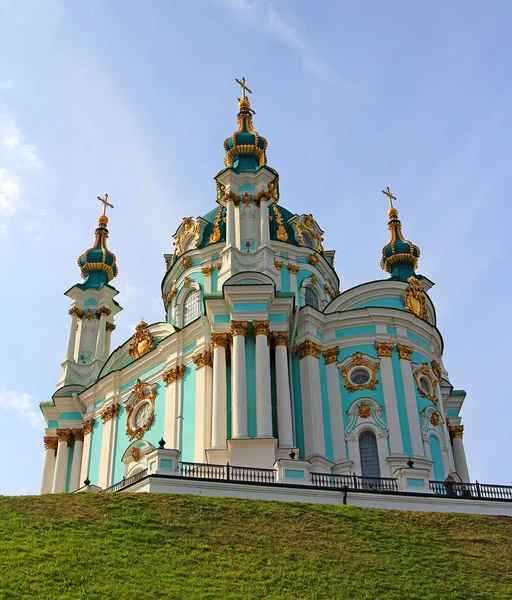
[380,187,420,281]
[223,77,268,173]
[77,194,118,289]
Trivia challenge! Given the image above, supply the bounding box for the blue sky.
[0,0,510,494]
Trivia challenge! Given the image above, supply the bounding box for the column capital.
[295,339,322,359]
[201,265,214,276]
[431,359,442,381]
[271,331,289,347]
[230,320,248,337]
[100,403,119,423]
[287,264,300,274]
[82,418,95,435]
[224,190,241,204]
[43,435,59,451]
[56,428,73,446]
[274,260,284,271]
[252,320,270,337]
[96,306,112,318]
[192,350,212,369]
[375,341,394,357]
[72,428,84,442]
[397,343,414,361]
[69,307,84,319]
[211,332,230,349]
[321,346,339,365]
[163,364,185,385]
[106,321,116,332]
[449,425,464,440]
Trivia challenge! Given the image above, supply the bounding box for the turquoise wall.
[245,334,257,438]
[270,348,278,437]
[280,267,290,292]
[181,365,196,462]
[87,419,103,485]
[407,331,430,349]
[335,325,375,338]
[118,361,167,394]
[211,267,219,293]
[291,354,305,458]
[354,298,404,310]
[112,404,128,483]
[390,349,413,457]
[65,442,74,492]
[430,435,445,481]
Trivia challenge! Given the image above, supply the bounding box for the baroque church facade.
[39,83,470,495]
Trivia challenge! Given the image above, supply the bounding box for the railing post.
[353,473,358,490]
[476,480,481,499]
[226,462,230,482]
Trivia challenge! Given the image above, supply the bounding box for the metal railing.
[180,462,276,484]
[430,480,512,501]
[311,472,398,492]
[103,468,148,493]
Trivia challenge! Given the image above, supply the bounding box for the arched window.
[183,289,200,327]
[182,236,194,253]
[302,232,316,249]
[359,431,381,478]
[304,286,319,309]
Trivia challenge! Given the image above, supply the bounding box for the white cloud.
[0,80,13,90]
[119,283,138,303]
[0,167,20,219]
[0,115,42,170]
[0,389,45,430]
[216,0,343,88]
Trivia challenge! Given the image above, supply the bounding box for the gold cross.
[381,186,396,210]
[97,193,114,217]
[235,77,252,100]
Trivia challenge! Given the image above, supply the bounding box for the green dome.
[381,207,420,281]
[77,215,118,289]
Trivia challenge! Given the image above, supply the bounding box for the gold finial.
[97,193,114,218]
[235,76,252,101]
[381,186,396,210]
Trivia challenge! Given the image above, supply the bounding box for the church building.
[39,80,470,497]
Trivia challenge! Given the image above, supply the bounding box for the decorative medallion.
[201,265,214,276]
[413,363,438,403]
[358,402,371,419]
[340,352,379,392]
[295,339,322,359]
[131,447,141,462]
[374,341,394,358]
[128,320,154,360]
[396,344,414,361]
[162,364,185,385]
[126,379,156,440]
[182,256,191,268]
[430,411,440,426]
[321,346,339,365]
[403,276,428,321]
[310,274,317,284]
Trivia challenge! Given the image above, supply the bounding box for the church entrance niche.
[359,431,381,478]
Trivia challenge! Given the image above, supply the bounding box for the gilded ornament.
[209,206,223,244]
[211,332,230,349]
[43,436,59,451]
[310,274,317,284]
[287,264,300,274]
[216,262,222,270]
[295,339,322,359]
[128,320,154,360]
[182,256,191,268]
[358,402,371,419]
[82,419,94,435]
[252,320,270,337]
[242,192,252,205]
[324,284,333,297]
[183,277,191,288]
[397,344,414,361]
[308,255,319,266]
[322,346,339,365]
[106,321,116,332]
[100,403,119,423]
[72,428,84,442]
[192,350,212,369]
[403,276,428,320]
[431,360,442,382]
[413,363,438,403]
[374,341,394,358]
[85,309,95,320]
[268,176,279,200]
[430,411,440,426]
[174,217,202,256]
[449,425,464,440]
[96,306,111,318]
[131,447,141,462]
[340,352,379,393]
[56,428,73,446]
[271,331,289,347]
[274,260,284,271]
[230,320,248,337]
[254,190,271,205]
[126,379,156,440]
[272,204,288,241]
[162,364,185,385]
[69,307,85,319]
[295,214,324,253]
[201,265,214,276]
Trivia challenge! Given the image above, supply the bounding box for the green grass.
[0,493,511,600]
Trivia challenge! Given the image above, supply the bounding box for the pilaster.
[163,364,185,449]
[192,350,213,462]
[40,436,58,495]
[253,320,273,438]
[321,346,346,463]
[52,428,72,493]
[397,344,424,457]
[80,419,94,487]
[211,333,229,449]
[98,402,119,489]
[272,332,294,448]
[230,320,248,439]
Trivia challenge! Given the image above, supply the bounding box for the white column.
[253,321,273,438]
[273,334,294,448]
[98,403,119,489]
[259,198,270,246]
[69,429,84,492]
[80,420,93,485]
[105,322,115,357]
[40,436,58,494]
[288,265,299,297]
[211,334,228,449]
[66,310,81,360]
[451,427,470,482]
[375,343,404,455]
[254,202,262,248]
[397,344,424,457]
[192,350,213,462]
[231,321,248,439]
[297,340,325,457]
[234,202,241,249]
[95,308,110,359]
[225,197,236,247]
[322,348,347,462]
[52,429,72,493]
[163,365,184,449]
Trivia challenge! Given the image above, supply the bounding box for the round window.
[134,402,152,429]
[349,368,371,386]
[419,376,431,395]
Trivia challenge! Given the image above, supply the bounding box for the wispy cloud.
[216,0,344,89]
[0,389,45,430]
[0,80,13,90]
[0,115,42,170]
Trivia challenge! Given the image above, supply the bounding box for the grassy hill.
[0,493,510,600]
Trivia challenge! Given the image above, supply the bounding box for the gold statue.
[97,193,114,217]
[235,76,252,100]
[381,186,396,210]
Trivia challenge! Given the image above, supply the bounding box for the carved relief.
[430,411,440,426]
[131,447,141,462]
[96,306,111,318]
[431,360,442,382]
[294,214,324,253]
[449,425,464,440]
[209,206,223,244]
[308,254,319,266]
[182,256,191,268]
[403,276,428,321]
[358,402,371,419]
[272,204,288,241]
[174,217,202,256]
[105,322,116,332]
[274,260,284,271]
[128,320,154,360]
